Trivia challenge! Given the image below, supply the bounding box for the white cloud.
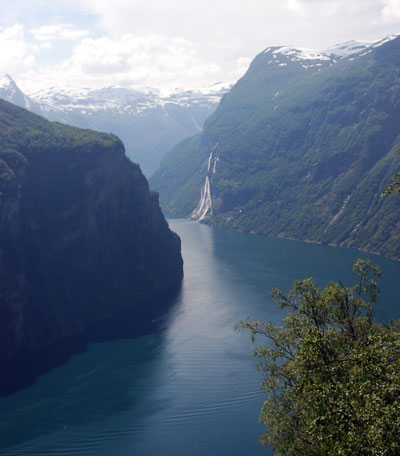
[235,57,252,78]
[0,24,36,73]
[287,0,305,12]
[287,0,379,17]
[70,34,221,85]
[65,0,394,59]
[382,0,400,20]
[20,33,222,93]
[2,0,399,93]
[31,24,89,42]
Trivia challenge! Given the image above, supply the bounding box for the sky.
[1,0,399,94]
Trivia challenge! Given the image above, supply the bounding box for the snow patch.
[325,40,372,57]
[28,82,232,118]
[268,34,400,67]
[372,33,400,48]
[273,47,331,61]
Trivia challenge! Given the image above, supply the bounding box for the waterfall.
[191,145,219,221]
[191,175,213,220]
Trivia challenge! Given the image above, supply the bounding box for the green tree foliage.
[236,259,400,456]
[383,150,400,195]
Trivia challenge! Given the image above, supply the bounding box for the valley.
[1,12,400,453]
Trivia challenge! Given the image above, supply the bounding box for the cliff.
[0,100,183,363]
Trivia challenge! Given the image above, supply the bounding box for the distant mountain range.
[0,75,230,176]
[150,33,400,259]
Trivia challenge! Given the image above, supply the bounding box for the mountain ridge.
[0,76,230,176]
[150,33,400,259]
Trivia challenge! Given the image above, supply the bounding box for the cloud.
[236,57,252,74]
[382,0,400,20]
[286,0,379,17]
[287,0,307,12]
[70,34,221,84]
[0,24,36,73]
[3,0,400,93]
[66,0,393,58]
[20,33,223,93]
[31,24,89,42]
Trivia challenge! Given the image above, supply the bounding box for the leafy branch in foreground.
[236,259,400,456]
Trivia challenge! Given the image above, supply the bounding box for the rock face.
[150,34,400,259]
[0,100,183,363]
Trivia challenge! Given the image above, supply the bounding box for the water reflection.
[2,219,399,456]
[0,283,182,397]
[209,222,400,321]
[0,326,173,451]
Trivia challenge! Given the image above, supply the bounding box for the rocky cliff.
[0,100,183,363]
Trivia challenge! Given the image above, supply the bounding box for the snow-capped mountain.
[0,74,43,115]
[30,82,230,115]
[263,33,400,69]
[34,83,230,176]
[2,34,397,176]
[324,40,373,58]
[0,78,230,176]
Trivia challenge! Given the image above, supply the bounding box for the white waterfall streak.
[191,175,213,220]
[329,195,351,226]
[191,144,219,221]
[207,151,213,172]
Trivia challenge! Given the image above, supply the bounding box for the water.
[1,219,400,456]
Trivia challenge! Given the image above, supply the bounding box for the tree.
[236,259,400,456]
[383,171,400,195]
[383,149,400,195]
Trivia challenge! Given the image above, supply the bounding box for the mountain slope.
[150,34,400,259]
[0,75,43,115]
[31,84,230,176]
[24,83,229,176]
[0,100,183,363]
[0,76,228,176]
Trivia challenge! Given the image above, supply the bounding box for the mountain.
[0,75,43,115]
[0,100,183,364]
[0,78,229,176]
[150,34,400,259]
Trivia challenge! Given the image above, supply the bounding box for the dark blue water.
[1,219,400,456]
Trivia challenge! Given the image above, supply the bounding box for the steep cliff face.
[0,100,183,363]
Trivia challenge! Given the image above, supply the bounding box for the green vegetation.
[384,171,400,194]
[0,98,121,156]
[0,98,183,364]
[0,99,123,204]
[383,150,400,195]
[150,37,400,258]
[236,259,400,455]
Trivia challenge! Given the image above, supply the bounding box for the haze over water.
[1,219,400,456]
